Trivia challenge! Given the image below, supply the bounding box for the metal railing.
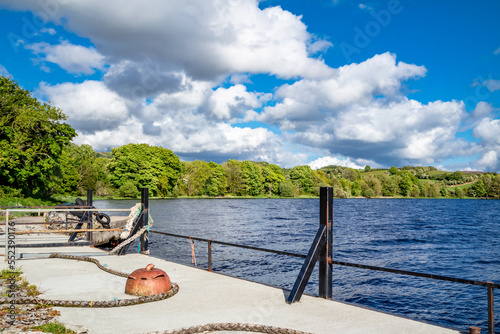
[149,187,497,334]
[151,228,497,333]
[2,207,131,256]
[2,187,152,256]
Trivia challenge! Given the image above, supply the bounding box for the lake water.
[96,198,500,332]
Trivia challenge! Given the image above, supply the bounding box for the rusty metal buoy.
[125,264,172,296]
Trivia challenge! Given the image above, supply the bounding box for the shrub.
[118,181,139,198]
[279,181,298,197]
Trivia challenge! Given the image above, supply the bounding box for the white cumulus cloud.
[26,41,105,74]
[207,84,272,121]
[38,80,130,133]
[308,156,366,169]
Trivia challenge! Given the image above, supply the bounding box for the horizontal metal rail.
[12,228,123,234]
[330,260,500,289]
[3,208,130,212]
[1,221,93,226]
[150,230,307,258]
[1,206,93,209]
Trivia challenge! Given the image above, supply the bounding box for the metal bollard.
[470,326,480,334]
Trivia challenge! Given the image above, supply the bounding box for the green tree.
[60,144,103,196]
[380,174,401,197]
[362,175,382,197]
[289,165,314,194]
[57,146,80,195]
[262,164,286,196]
[179,160,210,196]
[342,168,360,182]
[0,76,76,198]
[223,160,245,195]
[312,170,331,196]
[279,180,298,197]
[93,157,113,196]
[389,166,398,175]
[205,162,228,196]
[118,180,139,198]
[446,171,464,181]
[241,161,264,196]
[468,179,487,198]
[108,143,181,196]
[489,175,500,198]
[398,170,417,196]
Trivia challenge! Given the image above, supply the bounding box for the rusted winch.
[125,264,172,296]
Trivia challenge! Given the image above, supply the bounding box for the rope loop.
[147,322,313,334]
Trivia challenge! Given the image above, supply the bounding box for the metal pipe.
[150,230,306,258]
[208,240,212,271]
[4,210,9,262]
[87,189,93,242]
[329,260,500,289]
[1,208,130,212]
[12,228,123,234]
[1,222,85,225]
[487,284,494,334]
[319,187,333,299]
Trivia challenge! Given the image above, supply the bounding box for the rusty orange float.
[125,264,172,296]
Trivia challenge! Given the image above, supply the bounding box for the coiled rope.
[147,323,313,334]
[0,254,178,308]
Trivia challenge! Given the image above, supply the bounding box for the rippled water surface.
[97,198,500,332]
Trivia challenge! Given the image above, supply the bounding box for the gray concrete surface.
[2,235,461,334]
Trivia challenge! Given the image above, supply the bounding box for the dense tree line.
[1,76,500,202]
[27,141,500,199]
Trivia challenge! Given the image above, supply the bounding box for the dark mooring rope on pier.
[147,323,313,334]
[0,254,179,308]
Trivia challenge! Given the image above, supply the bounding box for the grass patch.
[31,322,76,334]
[18,278,41,296]
[0,267,22,280]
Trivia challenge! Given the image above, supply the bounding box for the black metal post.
[319,187,333,299]
[287,187,334,304]
[487,284,494,334]
[86,189,93,242]
[140,187,149,254]
[87,189,93,207]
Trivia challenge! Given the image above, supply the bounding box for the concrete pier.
[2,235,461,334]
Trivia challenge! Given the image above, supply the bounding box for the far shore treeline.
[1,76,500,206]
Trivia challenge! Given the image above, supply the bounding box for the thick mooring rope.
[109,225,149,255]
[0,254,179,308]
[49,253,130,277]
[147,323,313,334]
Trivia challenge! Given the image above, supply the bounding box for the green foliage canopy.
[0,76,76,198]
[108,143,181,197]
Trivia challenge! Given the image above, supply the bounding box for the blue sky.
[0,0,499,171]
